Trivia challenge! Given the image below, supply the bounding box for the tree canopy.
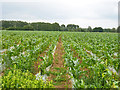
[0,20,117,32]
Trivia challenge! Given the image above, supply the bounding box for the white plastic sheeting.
[85,48,119,75]
[35,42,57,81]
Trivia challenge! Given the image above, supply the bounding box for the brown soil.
[48,36,72,88]
[0,72,4,76]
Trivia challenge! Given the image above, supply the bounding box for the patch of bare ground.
[0,72,4,76]
[48,36,72,88]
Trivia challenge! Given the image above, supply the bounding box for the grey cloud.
[1,0,118,28]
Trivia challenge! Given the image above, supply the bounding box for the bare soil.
[48,36,72,88]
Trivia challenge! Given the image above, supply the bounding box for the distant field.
[1,31,119,88]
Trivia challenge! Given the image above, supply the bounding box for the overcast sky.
[0,0,119,28]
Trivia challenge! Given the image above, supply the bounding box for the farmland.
[0,31,120,88]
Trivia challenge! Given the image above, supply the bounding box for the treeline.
[0,20,118,32]
[0,20,60,31]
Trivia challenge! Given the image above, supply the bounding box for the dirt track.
[48,36,72,88]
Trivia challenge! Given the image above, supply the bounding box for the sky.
[0,0,119,28]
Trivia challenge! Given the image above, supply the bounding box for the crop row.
[1,31,119,88]
[62,32,119,88]
[1,31,60,88]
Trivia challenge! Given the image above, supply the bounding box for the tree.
[52,22,60,31]
[67,24,80,31]
[76,25,79,29]
[111,28,117,32]
[93,27,103,32]
[67,24,78,29]
[88,26,92,32]
[23,25,33,31]
[60,24,66,31]
[61,24,65,28]
[117,26,120,33]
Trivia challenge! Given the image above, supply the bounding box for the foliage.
[1,31,119,88]
[93,27,103,32]
[0,20,117,32]
[2,65,54,88]
[62,32,119,88]
[1,20,60,31]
